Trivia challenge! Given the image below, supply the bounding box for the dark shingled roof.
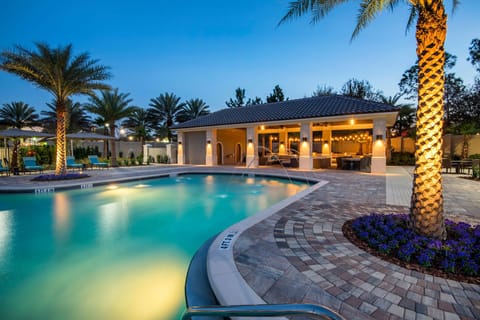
[171,95,399,129]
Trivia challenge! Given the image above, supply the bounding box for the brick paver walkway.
[234,169,480,320]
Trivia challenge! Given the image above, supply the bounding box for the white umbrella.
[0,129,54,163]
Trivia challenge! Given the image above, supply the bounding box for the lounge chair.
[22,157,44,174]
[66,156,83,170]
[0,159,9,176]
[88,155,108,169]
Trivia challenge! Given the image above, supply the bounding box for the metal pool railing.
[182,303,345,320]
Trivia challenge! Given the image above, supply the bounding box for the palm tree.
[0,43,111,175]
[0,101,39,169]
[280,0,456,239]
[85,89,136,166]
[148,93,185,142]
[382,94,415,153]
[41,100,91,133]
[122,107,152,146]
[176,98,210,123]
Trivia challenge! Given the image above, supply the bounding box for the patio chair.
[359,156,372,172]
[442,158,452,173]
[0,159,9,176]
[88,155,108,169]
[22,157,44,174]
[66,156,84,170]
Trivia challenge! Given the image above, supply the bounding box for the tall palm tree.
[0,43,111,175]
[122,107,152,146]
[41,100,91,133]
[148,92,185,142]
[280,0,457,239]
[176,98,210,123]
[85,89,136,166]
[0,101,39,169]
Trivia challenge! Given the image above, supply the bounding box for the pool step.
[184,235,224,320]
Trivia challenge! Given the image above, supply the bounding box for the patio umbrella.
[0,128,55,164]
[66,132,114,140]
[0,128,55,138]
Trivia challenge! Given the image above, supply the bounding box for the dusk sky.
[1,0,479,113]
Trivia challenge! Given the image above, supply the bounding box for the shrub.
[388,152,414,165]
[136,154,143,165]
[156,154,169,164]
[473,166,480,179]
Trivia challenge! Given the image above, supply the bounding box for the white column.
[205,129,217,166]
[143,144,151,164]
[177,132,184,165]
[279,130,288,155]
[372,118,387,173]
[322,128,331,155]
[246,126,258,168]
[299,122,313,170]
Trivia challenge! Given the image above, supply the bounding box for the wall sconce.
[375,134,383,141]
[280,141,284,146]
[247,138,253,144]
[207,140,211,145]
[178,141,182,145]
[302,137,308,142]
[323,141,329,146]
[350,118,355,125]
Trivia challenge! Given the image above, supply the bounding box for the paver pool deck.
[233,167,480,320]
[0,165,479,319]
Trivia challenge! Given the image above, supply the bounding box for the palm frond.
[352,0,401,40]
[405,4,418,35]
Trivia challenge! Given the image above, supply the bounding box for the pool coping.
[206,179,329,315]
[0,166,318,193]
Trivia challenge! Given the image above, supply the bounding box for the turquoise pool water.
[0,173,308,320]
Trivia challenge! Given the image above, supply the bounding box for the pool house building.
[171,95,400,173]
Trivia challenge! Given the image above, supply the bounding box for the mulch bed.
[342,219,480,285]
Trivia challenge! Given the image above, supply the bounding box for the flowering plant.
[32,173,90,181]
[351,214,480,277]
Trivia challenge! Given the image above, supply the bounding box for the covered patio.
[171,95,399,173]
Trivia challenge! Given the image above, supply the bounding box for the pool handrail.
[182,303,345,320]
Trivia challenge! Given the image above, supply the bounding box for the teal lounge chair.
[67,156,83,170]
[23,157,43,173]
[0,159,9,176]
[88,155,108,169]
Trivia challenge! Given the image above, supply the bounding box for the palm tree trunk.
[409,1,447,239]
[11,139,20,171]
[55,100,68,175]
[462,134,471,159]
[110,123,118,166]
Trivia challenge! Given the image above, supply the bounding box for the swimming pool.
[0,173,308,320]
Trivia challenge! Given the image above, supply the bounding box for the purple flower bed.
[351,214,480,277]
[31,173,90,181]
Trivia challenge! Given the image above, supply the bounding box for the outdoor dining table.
[451,160,473,174]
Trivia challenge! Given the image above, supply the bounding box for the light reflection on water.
[0,210,13,270]
[5,248,188,320]
[0,174,308,319]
